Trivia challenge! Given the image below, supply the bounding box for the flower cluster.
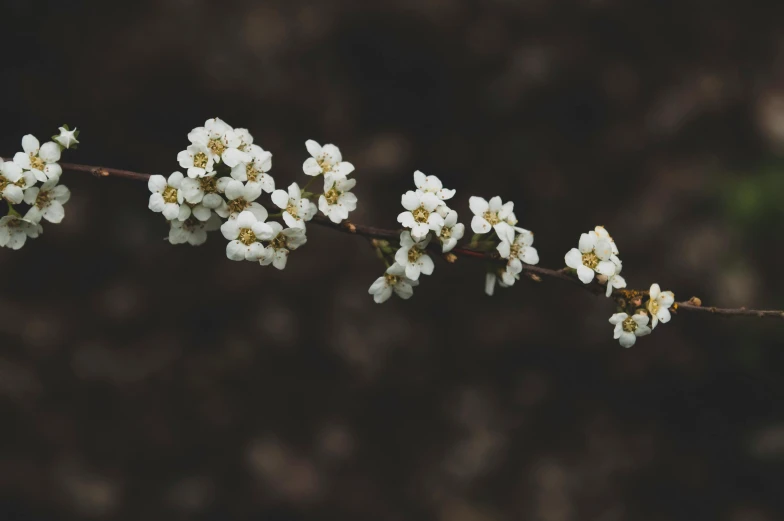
[0,126,78,249]
[469,195,539,296]
[150,118,358,269]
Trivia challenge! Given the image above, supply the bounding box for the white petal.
[236,211,257,228]
[42,201,65,223]
[398,211,416,228]
[2,185,24,204]
[305,139,322,157]
[303,157,322,176]
[658,291,675,308]
[22,134,40,154]
[649,284,661,300]
[471,215,491,234]
[564,248,583,270]
[225,180,245,200]
[421,193,440,212]
[148,175,167,194]
[393,281,414,300]
[226,240,247,261]
[657,308,672,324]
[162,203,180,220]
[401,191,420,211]
[579,233,596,253]
[418,255,434,275]
[609,313,628,324]
[413,170,426,188]
[271,189,290,209]
[619,332,637,348]
[497,240,511,258]
[576,265,595,284]
[148,193,165,212]
[469,196,489,215]
[521,247,539,265]
[221,219,239,240]
[494,222,515,243]
[596,260,616,277]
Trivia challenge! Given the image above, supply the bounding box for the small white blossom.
[148,172,190,221]
[13,135,62,182]
[260,222,307,270]
[0,215,42,250]
[319,176,357,224]
[169,214,221,246]
[215,179,266,220]
[437,209,464,253]
[54,126,79,149]
[597,255,626,297]
[302,140,355,182]
[180,176,224,211]
[647,283,675,329]
[0,159,35,204]
[398,190,444,241]
[230,145,274,193]
[187,118,251,168]
[177,144,216,178]
[469,196,517,243]
[394,231,434,281]
[564,232,616,284]
[413,170,455,202]
[368,263,419,303]
[497,229,539,280]
[220,210,274,261]
[271,182,317,229]
[609,312,652,348]
[23,179,71,224]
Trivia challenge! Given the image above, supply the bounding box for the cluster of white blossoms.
[0,126,78,249]
[469,196,539,296]
[150,118,357,268]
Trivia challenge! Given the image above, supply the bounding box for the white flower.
[0,215,42,250]
[259,222,307,270]
[230,145,274,193]
[318,176,357,224]
[220,210,274,261]
[647,283,675,329]
[609,312,652,348]
[177,144,216,178]
[413,170,455,202]
[169,214,221,246]
[13,135,62,182]
[469,196,517,243]
[148,172,190,221]
[0,159,35,204]
[23,179,71,224]
[302,140,355,182]
[398,191,444,241]
[271,182,317,229]
[597,255,627,297]
[393,231,434,281]
[54,126,79,149]
[437,209,464,253]
[368,263,419,303]
[497,229,539,279]
[180,176,224,212]
[187,118,251,168]
[564,232,616,284]
[215,179,266,220]
[234,128,254,152]
[591,226,619,254]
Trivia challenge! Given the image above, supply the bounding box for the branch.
[49,161,783,321]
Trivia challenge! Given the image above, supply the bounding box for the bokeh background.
[2,0,784,519]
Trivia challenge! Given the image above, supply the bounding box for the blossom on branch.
[647,283,675,328]
[469,196,517,243]
[220,210,274,261]
[260,222,307,270]
[148,172,189,221]
[187,118,251,168]
[0,159,35,204]
[169,215,222,246]
[303,140,354,181]
[398,190,444,241]
[437,208,464,253]
[0,215,42,250]
[414,170,455,202]
[394,231,434,281]
[271,182,317,230]
[609,312,652,348]
[368,262,418,303]
[14,135,62,182]
[231,146,274,193]
[564,231,616,285]
[319,176,357,224]
[23,179,71,224]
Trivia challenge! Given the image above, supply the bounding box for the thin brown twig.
[40,161,784,320]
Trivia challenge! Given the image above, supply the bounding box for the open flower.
[0,215,42,250]
[469,196,516,243]
[181,175,224,210]
[148,172,190,221]
[231,145,274,193]
[0,159,35,204]
[437,209,464,253]
[398,191,444,241]
[394,231,434,281]
[609,312,652,348]
[220,210,274,261]
[169,214,221,246]
[498,229,539,278]
[318,176,357,224]
[368,263,418,303]
[414,170,455,202]
[303,140,355,181]
[647,283,675,328]
[216,179,266,220]
[13,135,62,182]
[23,179,71,224]
[271,182,317,229]
[177,144,216,178]
[564,232,616,284]
[259,222,307,270]
[187,118,251,168]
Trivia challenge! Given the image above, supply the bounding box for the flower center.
[317,158,333,173]
[245,164,258,182]
[228,198,250,214]
[162,186,179,204]
[407,248,422,263]
[208,138,225,156]
[193,152,208,169]
[199,176,218,193]
[324,188,340,205]
[510,244,522,258]
[30,154,46,171]
[412,207,430,223]
[482,211,500,225]
[622,316,637,333]
[384,274,399,285]
[647,299,660,315]
[238,228,256,246]
[581,252,599,269]
[285,203,298,218]
[440,226,452,239]
[35,189,52,209]
[0,175,9,192]
[270,234,287,250]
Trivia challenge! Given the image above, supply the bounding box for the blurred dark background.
[1,0,784,519]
